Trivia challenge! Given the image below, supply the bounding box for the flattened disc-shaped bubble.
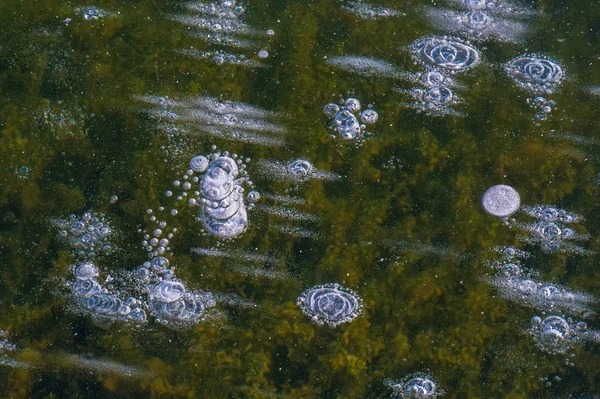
[463,10,492,30]
[297,284,363,327]
[517,279,538,295]
[152,280,186,303]
[464,0,488,9]
[344,98,361,112]
[424,87,454,105]
[203,193,243,220]
[421,70,446,87]
[505,55,564,94]
[541,207,559,222]
[323,103,340,118]
[200,160,237,201]
[86,294,123,315]
[72,278,101,298]
[150,256,169,272]
[482,184,520,217]
[247,190,260,203]
[403,377,437,398]
[360,109,378,125]
[201,203,248,238]
[540,315,570,347]
[288,159,314,180]
[75,262,99,279]
[539,285,562,299]
[334,110,361,140]
[190,155,209,173]
[536,222,562,239]
[411,36,480,72]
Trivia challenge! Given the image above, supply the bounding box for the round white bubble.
[482,185,520,218]
[190,155,209,173]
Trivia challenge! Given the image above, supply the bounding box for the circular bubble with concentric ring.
[505,55,564,94]
[411,36,480,73]
[297,283,363,327]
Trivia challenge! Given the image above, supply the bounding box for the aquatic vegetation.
[385,374,443,398]
[481,184,521,218]
[323,97,378,142]
[297,283,363,327]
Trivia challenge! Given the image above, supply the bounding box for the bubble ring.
[72,278,102,298]
[505,55,564,94]
[411,36,480,73]
[86,293,123,315]
[152,280,186,303]
[297,283,363,327]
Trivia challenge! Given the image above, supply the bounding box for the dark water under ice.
[1,0,600,397]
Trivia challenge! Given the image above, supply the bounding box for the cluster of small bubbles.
[341,0,403,20]
[487,251,597,317]
[70,262,147,327]
[423,0,530,43]
[74,6,114,21]
[39,100,89,137]
[407,36,478,116]
[505,55,564,122]
[529,315,581,354]
[323,97,378,144]
[0,330,17,353]
[410,86,461,116]
[146,148,258,245]
[136,257,216,328]
[53,211,114,261]
[297,283,363,327]
[385,374,443,398]
[173,0,278,63]
[16,166,29,179]
[527,96,557,124]
[178,48,258,68]
[518,205,588,254]
[141,208,176,258]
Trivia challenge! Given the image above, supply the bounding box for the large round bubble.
[482,185,520,218]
